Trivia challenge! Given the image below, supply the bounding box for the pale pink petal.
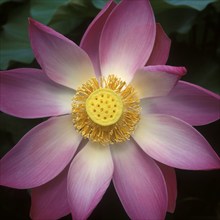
[0,68,74,118]
[0,115,82,189]
[131,65,186,99]
[67,142,113,220]
[133,114,220,170]
[111,140,167,220]
[142,81,220,126]
[80,0,116,77]
[30,166,70,220]
[147,23,171,65]
[157,162,177,213]
[100,0,156,83]
[29,18,95,89]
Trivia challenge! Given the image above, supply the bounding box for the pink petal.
[0,68,74,118]
[142,80,220,126]
[131,65,186,99]
[157,162,177,213]
[67,142,113,220]
[147,23,171,65]
[133,114,220,170]
[30,166,70,220]
[0,115,82,189]
[100,0,156,83]
[111,140,167,220]
[29,18,95,89]
[80,0,116,77]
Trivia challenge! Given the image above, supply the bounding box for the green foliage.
[0,0,68,69]
[91,0,120,9]
[0,0,219,93]
[92,0,108,9]
[0,0,10,4]
[0,0,97,70]
[0,1,219,219]
[164,0,217,11]
[154,7,198,34]
[151,0,217,34]
[30,0,67,24]
[49,1,98,35]
[0,2,32,69]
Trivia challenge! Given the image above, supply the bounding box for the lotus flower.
[0,0,219,219]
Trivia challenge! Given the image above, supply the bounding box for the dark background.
[0,0,220,219]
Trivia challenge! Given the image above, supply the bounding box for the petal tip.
[28,17,32,24]
[179,66,187,76]
[211,156,220,170]
[28,17,39,27]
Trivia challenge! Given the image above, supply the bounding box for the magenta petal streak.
[31,166,70,220]
[100,0,156,83]
[0,68,74,118]
[111,140,168,220]
[80,0,116,77]
[0,115,82,188]
[0,0,219,219]
[133,114,220,170]
[147,23,171,65]
[157,162,177,213]
[67,142,113,220]
[29,18,95,90]
[131,65,186,99]
[142,80,220,126]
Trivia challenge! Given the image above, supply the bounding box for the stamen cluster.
[72,75,140,145]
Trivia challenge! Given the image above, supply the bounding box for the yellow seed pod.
[86,88,123,126]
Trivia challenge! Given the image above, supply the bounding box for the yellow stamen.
[86,88,123,126]
[72,75,140,145]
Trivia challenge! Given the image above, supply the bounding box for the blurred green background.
[0,0,220,219]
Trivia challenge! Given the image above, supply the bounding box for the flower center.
[85,88,123,126]
[72,75,140,145]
